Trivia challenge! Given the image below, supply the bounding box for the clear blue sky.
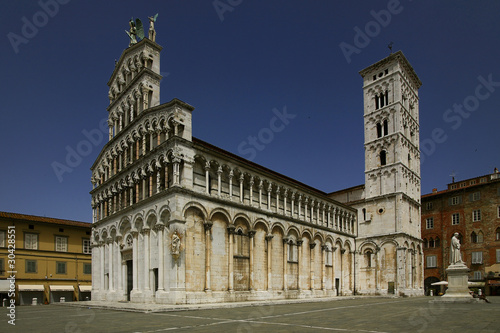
[1,0,499,222]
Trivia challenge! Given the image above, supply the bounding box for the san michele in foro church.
[89,18,424,304]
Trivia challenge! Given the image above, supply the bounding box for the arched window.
[423,238,428,248]
[429,238,435,248]
[435,237,440,247]
[496,227,500,241]
[471,231,477,243]
[477,231,483,243]
[379,92,385,108]
[365,250,373,268]
[380,150,387,166]
[375,95,380,110]
[383,119,388,136]
[362,208,367,221]
[377,123,382,138]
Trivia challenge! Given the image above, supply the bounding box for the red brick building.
[422,169,500,296]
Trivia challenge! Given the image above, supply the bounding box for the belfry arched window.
[377,123,382,138]
[383,119,388,136]
[375,90,389,110]
[380,150,387,166]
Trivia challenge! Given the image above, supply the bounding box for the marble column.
[283,237,289,291]
[297,240,303,291]
[115,236,122,293]
[228,171,233,200]
[157,224,165,291]
[321,245,327,291]
[239,174,244,203]
[227,225,235,291]
[266,234,273,291]
[267,184,272,210]
[205,163,210,194]
[100,242,105,291]
[143,228,150,291]
[248,230,255,291]
[217,167,223,197]
[310,242,316,291]
[204,222,213,291]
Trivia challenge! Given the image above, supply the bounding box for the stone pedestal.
[438,263,478,303]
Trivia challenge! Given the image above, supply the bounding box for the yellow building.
[0,212,92,305]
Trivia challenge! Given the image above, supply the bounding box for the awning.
[79,285,92,292]
[488,280,500,286]
[0,280,11,292]
[468,281,485,287]
[431,281,448,286]
[49,285,74,292]
[18,285,44,291]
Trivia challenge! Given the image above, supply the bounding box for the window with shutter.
[471,251,483,264]
[0,231,5,248]
[56,236,68,252]
[26,260,37,273]
[25,233,38,250]
[473,210,481,222]
[426,255,437,268]
[426,218,434,229]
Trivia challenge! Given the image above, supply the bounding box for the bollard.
[430,290,433,296]
[85,296,89,301]
[60,297,65,303]
[3,298,7,307]
[32,298,37,305]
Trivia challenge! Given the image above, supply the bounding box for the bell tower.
[359,51,422,239]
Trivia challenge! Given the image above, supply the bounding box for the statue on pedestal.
[450,232,464,265]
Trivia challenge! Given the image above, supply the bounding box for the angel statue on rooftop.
[148,13,158,42]
[125,17,145,47]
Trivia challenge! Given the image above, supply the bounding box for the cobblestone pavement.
[2,296,499,333]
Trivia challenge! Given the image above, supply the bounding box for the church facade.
[90,29,423,304]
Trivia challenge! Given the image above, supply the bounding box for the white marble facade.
[90,37,423,304]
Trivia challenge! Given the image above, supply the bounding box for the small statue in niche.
[171,232,181,259]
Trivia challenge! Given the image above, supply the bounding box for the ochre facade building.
[0,212,92,305]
